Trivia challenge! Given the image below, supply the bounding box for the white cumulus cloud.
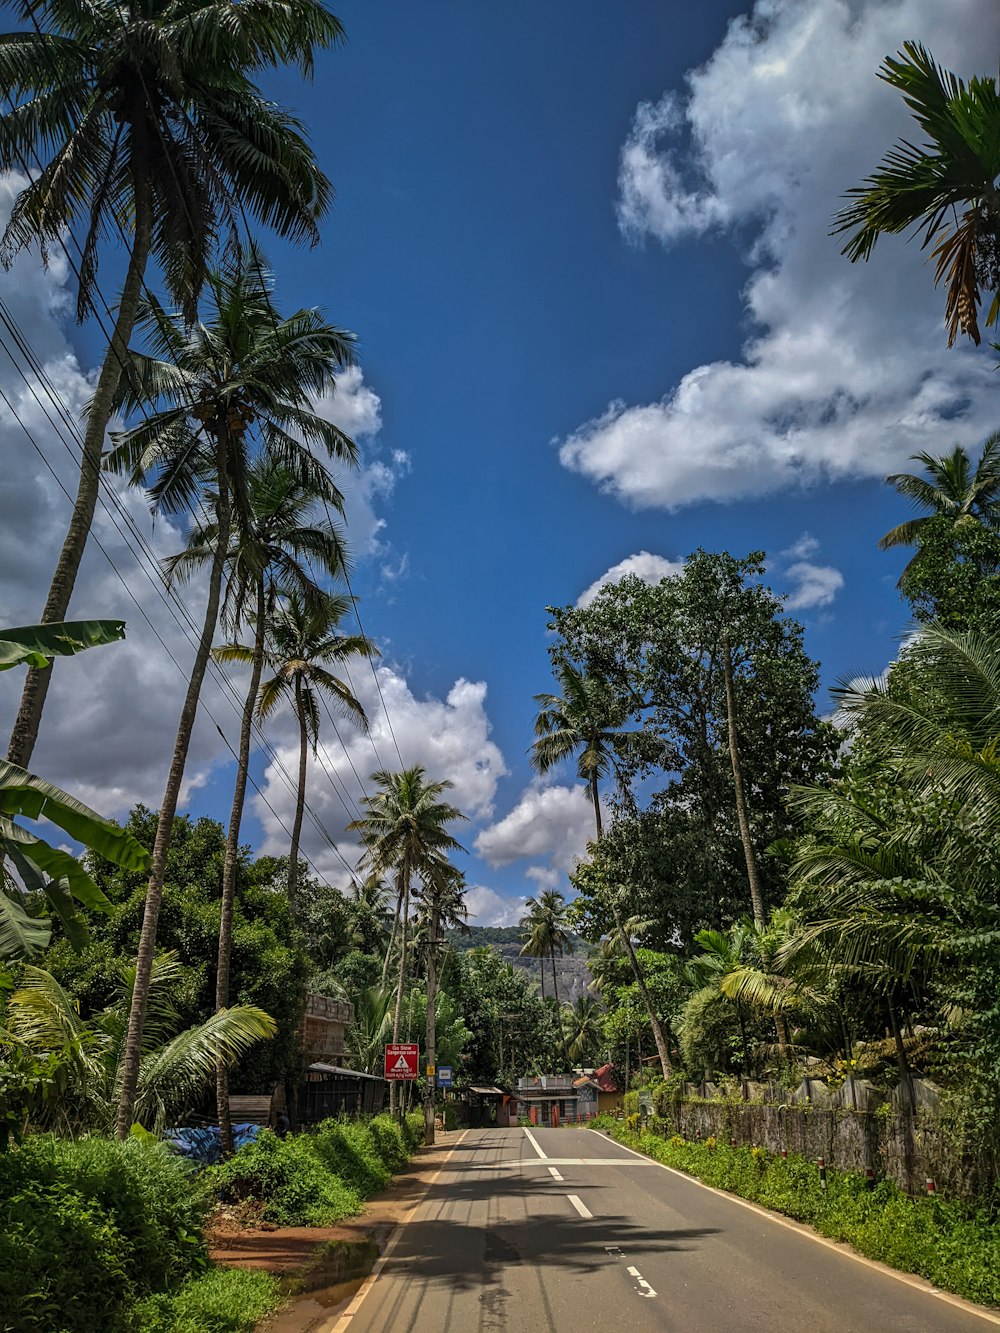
[559,0,997,511]
[577,551,685,608]
[464,884,528,928]
[475,779,597,877]
[783,561,844,610]
[253,666,509,884]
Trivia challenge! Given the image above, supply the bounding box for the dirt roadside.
[208,1130,465,1332]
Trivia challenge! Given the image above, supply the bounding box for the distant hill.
[447,924,595,1005]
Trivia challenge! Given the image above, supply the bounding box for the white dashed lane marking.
[567,1194,593,1218]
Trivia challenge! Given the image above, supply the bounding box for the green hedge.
[0,1136,211,1332]
[591,1118,1000,1307]
[210,1111,426,1228]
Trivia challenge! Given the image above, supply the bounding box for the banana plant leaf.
[0,890,51,959]
[0,620,126,671]
[0,763,150,874]
[3,836,98,950]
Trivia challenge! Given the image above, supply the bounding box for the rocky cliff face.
[448,926,595,1005]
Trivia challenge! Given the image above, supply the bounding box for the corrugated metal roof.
[307,1063,385,1081]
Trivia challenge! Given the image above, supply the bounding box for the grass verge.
[127,1268,281,1332]
[590,1117,1000,1307]
[209,1110,425,1228]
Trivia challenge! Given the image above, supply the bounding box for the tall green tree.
[105,247,355,1138]
[175,459,349,1153]
[242,589,374,908]
[0,0,343,768]
[549,551,838,934]
[833,42,1000,347]
[879,435,1000,576]
[414,857,466,1144]
[348,768,464,1114]
[519,890,573,1066]
[531,662,641,837]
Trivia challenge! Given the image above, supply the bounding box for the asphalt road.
[334,1125,999,1333]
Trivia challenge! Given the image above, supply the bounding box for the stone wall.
[299,991,354,1066]
[653,1079,988,1198]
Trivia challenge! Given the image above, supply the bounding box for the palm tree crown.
[878,433,1000,579]
[833,42,1000,346]
[532,662,636,838]
[0,0,341,318]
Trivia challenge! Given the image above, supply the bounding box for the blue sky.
[1,0,997,926]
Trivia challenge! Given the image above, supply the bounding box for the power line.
[0,113,367,872]
[0,370,355,884]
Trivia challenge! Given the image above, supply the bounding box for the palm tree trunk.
[589,771,602,839]
[390,860,410,1118]
[115,432,231,1140]
[287,676,308,910]
[424,894,438,1146]
[551,946,570,1070]
[591,776,671,1080]
[216,577,266,1157]
[611,898,672,1080]
[7,167,154,770]
[381,887,402,992]
[722,634,766,928]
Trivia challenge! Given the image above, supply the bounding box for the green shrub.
[622,1090,640,1118]
[368,1113,410,1172]
[209,1130,360,1227]
[591,1120,1000,1306]
[311,1118,392,1195]
[126,1268,281,1333]
[0,1135,210,1332]
[402,1110,424,1150]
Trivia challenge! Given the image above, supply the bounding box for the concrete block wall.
[655,1080,990,1198]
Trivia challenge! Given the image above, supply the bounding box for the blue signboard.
[436,1065,453,1088]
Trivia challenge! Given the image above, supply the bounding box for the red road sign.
[384,1043,419,1080]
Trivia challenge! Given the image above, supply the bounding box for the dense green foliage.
[39,809,309,1094]
[593,1119,1000,1305]
[0,1136,210,1331]
[553,551,839,940]
[210,1112,423,1227]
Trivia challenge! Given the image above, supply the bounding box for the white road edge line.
[598,1132,1000,1326]
[548,1166,564,1182]
[523,1126,547,1159]
[326,1130,470,1333]
[567,1193,592,1219]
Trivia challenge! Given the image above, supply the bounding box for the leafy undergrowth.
[0,1135,220,1332]
[590,1117,1000,1307]
[126,1268,281,1333]
[209,1111,425,1228]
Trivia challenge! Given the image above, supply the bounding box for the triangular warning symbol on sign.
[392,1055,410,1071]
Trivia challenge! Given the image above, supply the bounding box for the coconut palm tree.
[578,857,673,1080]
[348,768,465,1114]
[3,953,275,1134]
[566,994,603,1066]
[531,662,637,838]
[243,589,375,908]
[833,42,1000,346]
[519,890,573,1066]
[345,985,393,1075]
[878,435,1000,580]
[105,246,357,1138]
[172,460,349,1154]
[414,857,466,1144]
[0,0,343,770]
[346,874,393,955]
